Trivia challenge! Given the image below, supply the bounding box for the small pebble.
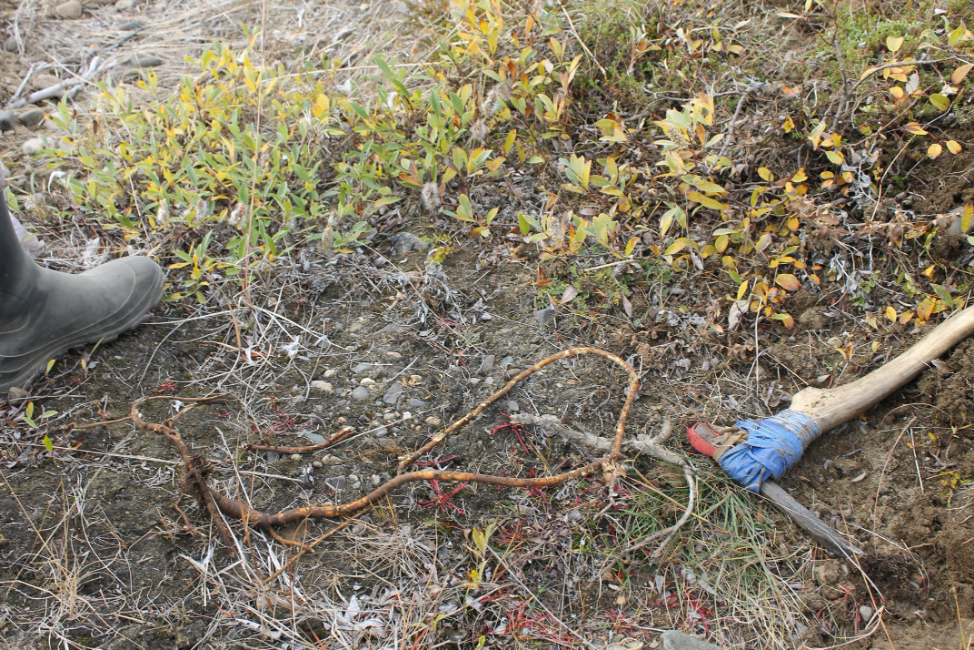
[312,460,323,469]
[506,400,520,412]
[0,110,14,133]
[484,377,494,385]
[386,351,402,358]
[481,312,492,321]
[114,0,135,9]
[119,19,142,30]
[479,354,495,374]
[469,378,481,385]
[425,416,442,426]
[859,605,874,622]
[290,454,301,461]
[350,386,370,401]
[534,308,555,327]
[374,426,388,437]
[17,109,45,128]
[124,53,164,68]
[310,380,334,393]
[21,137,46,154]
[3,36,18,52]
[360,377,376,386]
[500,356,514,370]
[382,383,403,405]
[324,368,337,378]
[54,0,82,19]
[352,362,373,374]
[408,398,426,408]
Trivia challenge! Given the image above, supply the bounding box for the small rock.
[352,362,373,374]
[324,368,337,378]
[21,137,46,155]
[469,377,481,385]
[425,416,442,426]
[302,432,326,444]
[29,74,60,93]
[17,109,45,128]
[484,377,494,385]
[124,53,164,68]
[478,354,495,374]
[408,398,426,408]
[506,400,520,412]
[119,19,142,30]
[500,356,514,370]
[290,454,301,461]
[3,36,19,53]
[386,350,402,358]
[388,232,429,256]
[326,476,347,491]
[54,0,83,19]
[382,383,403,405]
[359,377,375,386]
[0,111,14,133]
[311,460,323,469]
[374,426,388,437]
[481,312,492,321]
[859,604,874,622]
[310,380,334,393]
[114,0,135,9]
[6,387,29,404]
[534,308,555,327]
[350,386,370,401]
[660,631,720,650]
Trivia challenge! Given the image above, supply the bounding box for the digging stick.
[689,305,974,558]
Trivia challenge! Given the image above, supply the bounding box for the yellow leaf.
[686,191,725,211]
[775,273,801,291]
[903,122,928,135]
[715,234,729,253]
[885,305,897,322]
[946,140,962,154]
[736,280,749,301]
[889,86,905,99]
[899,310,914,324]
[783,116,794,133]
[757,167,773,182]
[917,296,935,321]
[886,35,904,53]
[951,63,973,86]
[791,168,808,182]
[664,239,689,256]
[928,143,943,159]
[962,203,973,234]
[825,150,844,165]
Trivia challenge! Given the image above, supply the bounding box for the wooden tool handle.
[791,305,974,432]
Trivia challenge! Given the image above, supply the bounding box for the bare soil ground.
[0,0,973,649]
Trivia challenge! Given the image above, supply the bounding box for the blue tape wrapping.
[717,409,822,492]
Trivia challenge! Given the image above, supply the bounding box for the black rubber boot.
[0,192,163,392]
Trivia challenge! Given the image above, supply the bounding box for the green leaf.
[373,196,402,208]
[929,94,950,111]
[42,435,53,453]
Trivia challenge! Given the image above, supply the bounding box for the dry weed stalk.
[120,347,640,535]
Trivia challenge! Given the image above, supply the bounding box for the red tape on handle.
[687,422,720,458]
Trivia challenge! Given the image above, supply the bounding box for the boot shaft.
[0,191,43,318]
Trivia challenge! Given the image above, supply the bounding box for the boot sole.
[1,268,164,394]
